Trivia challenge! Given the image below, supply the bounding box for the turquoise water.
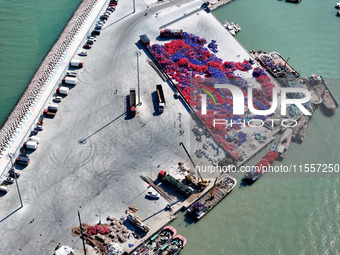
[0,0,339,254]
[0,0,82,125]
[169,1,340,255]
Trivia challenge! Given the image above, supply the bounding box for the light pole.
[133,0,136,13]
[8,153,23,208]
[134,51,142,106]
[78,210,87,255]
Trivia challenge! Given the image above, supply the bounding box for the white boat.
[338,10,340,16]
[336,2,340,8]
[234,23,241,32]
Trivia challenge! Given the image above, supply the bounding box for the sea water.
[170,1,340,255]
[0,0,82,125]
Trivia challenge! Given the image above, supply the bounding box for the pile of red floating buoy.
[256,150,279,173]
[87,225,110,236]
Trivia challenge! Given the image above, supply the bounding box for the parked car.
[30,130,38,136]
[83,44,92,49]
[53,96,62,103]
[4,177,14,184]
[36,124,43,131]
[91,30,101,36]
[145,191,160,199]
[78,51,88,56]
[0,186,8,193]
[100,15,109,20]
[9,170,20,179]
[95,25,102,30]
[86,39,95,44]
[15,155,30,165]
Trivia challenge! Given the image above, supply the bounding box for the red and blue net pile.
[148,33,277,159]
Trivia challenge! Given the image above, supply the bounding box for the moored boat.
[133,226,177,255]
[158,235,187,255]
[187,175,236,220]
[277,128,293,160]
[244,150,278,182]
[309,75,338,112]
[292,116,310,143]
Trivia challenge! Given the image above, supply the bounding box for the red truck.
[43,105,58,116]
[130,88,136,117]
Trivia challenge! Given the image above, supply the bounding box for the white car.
[145,191,160,199]
[53,96,62,103]
[78,51,88,56]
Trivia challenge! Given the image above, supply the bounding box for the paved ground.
[0,0,273,253]
[0,0,222,254]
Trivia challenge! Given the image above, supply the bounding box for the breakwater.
[0,0,99,156]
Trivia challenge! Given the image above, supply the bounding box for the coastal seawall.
[0,0,99,156]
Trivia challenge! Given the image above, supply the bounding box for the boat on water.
[223,21,236,36]
[158,235,187,255]
[230,22,241,32]
[283,74,314,114]
[187,175,236,220]
[299,77,322,105]
[336,2,340,8]
[292,116,310,143]
[244,150,278,182]
[277,128,293,160]
[255,51,300,79]
[309,75,338,112]
[133,226,177,255]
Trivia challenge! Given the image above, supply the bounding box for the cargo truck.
[160,29,183,38]
[156,84,166,113]
[62,76,77,85]
[70,59,83,68]
[43,104,58,116]
[158,171,193,197]
[56,86,69,95]
[130,88,136,117]
[24,141,38,150]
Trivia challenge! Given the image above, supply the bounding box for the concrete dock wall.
[0,0,110,181]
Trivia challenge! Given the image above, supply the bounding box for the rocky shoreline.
[0,0,99,155]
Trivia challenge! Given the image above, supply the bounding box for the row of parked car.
[0,0,119,195]
[83,2,117,50]
[0,116,44,194]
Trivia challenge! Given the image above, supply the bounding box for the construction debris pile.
[72,216,132,255]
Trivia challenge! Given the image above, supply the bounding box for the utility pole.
[78,210,87,255]
[179,142,196,168]
[8,153,23,208]
[134,51,142,106]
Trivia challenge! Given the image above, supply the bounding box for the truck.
[130,88,136,117]
[24,141,38,150]
[43,104,58,116]
[62,76,77,85]
[156,84,166,113]
[56,86,69,95]
[139,34,150,46]
[29,136,40,144]
[158,170,193,197]
[160,29,183,38]
[70,59,83,68]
